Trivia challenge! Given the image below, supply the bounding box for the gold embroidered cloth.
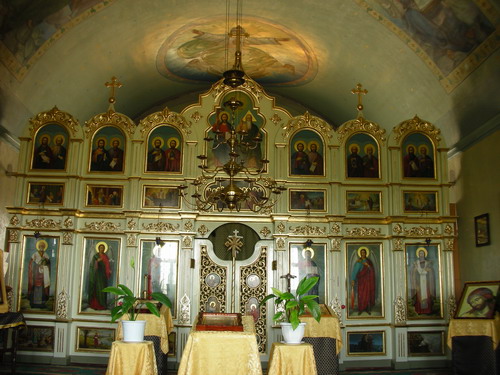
[267,342,317,375]
[106,341,158,375]
[117,305,173,354]
[447,315,500,350]
[177,316,262,375]
[302,315,343,354]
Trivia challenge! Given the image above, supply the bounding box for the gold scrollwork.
[275,237,286,251]
[259,227,271,238]
[345,227,381,237]
[84,221,121,232]
[331,238,341,251]
[393,224,403,235]
[394,296,407,325]
[199,246,227,313]
[289,224,326,236]
[85,110,136,137]
[127,233,137,247]
[283,111,332,140]
[184,221,194,232]
[392,238,404,251]
[329,297,343,326]
[56,290,69,319]
[393,115,441,144]
[190,111,203,123]
[63,217,73,229]
[10,215,20,226]
[337,117,386,144]
[178,294,191,325]
[276,222,286,234]
[404,226,438,236]
[270,113,282,126]
[25,218,62,229]
[444,224,454,235]
[447,295,457,321]
[142,222,180,232]
[62,232,73,245]
[127,219,137,231]
[8,229,19,243]
[139,107,192,136]
[197,224,209,237]
[331,223,341,235]
[29,106,80,137]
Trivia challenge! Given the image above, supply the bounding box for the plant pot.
[281,322,306,344]
[122,320,146,342]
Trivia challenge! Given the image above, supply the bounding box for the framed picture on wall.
[346,243,384,319]
[408,331,445,356]
[27,182,64,205]
[86,185,123,207]
[142,185,180,208]
[403,191,438,213]
[346,191,381,213]
[19,236,59,314]
[289,189,326,212]
[17,325,55,352]
[31,123,69,171]
[76,327,115,352]
[289,242,326,304]
[454,280,499,319]
[89,126,125,173]
[347,331,385,355]
[289,129,325,176]
[474,213,490,247]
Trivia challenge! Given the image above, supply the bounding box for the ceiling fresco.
[356,0,499,92]
[0,0,114,80]
[155,16,317,86]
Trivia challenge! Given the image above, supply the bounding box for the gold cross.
[105,76,123,104]
[351,83,368,111]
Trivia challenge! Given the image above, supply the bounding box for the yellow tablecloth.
[267,342,317,375]
[302,315,343,354]
[447,314,500,350]
[116,305,173,354]
[106,341,158,375]
[177,316,262,375]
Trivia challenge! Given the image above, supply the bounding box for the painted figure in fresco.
[51,135,67,169]
[307,142,323,175]
[351,247,376,315]
[236,113,263,169]
[291,142,310,175]
[33,136,53,169]
[165,139,182,172]
[417,145,434,178]
[403,145,419,177]
[28,240,51,308]
[88,242,112,310]
[90,139,110,171]
[347,145,364,177]
[362,145,379,178]
[212,112,232,166]
[299,247,320,298]
[107,139,124,172]
[147,138,167,171]
[462,287,496,318]
[410,247,436,315]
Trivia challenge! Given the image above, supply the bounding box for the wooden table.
[177,316,262,375]
[267,342,317,375]
[106,341,158,375]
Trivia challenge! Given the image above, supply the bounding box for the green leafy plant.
[102,258,172,322]
[260,276,321,330]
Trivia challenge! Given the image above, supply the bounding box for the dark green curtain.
[208,223,260,261]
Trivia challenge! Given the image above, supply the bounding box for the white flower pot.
[281,322,306,344]
[122,320,146,342]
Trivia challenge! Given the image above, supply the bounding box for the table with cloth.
[177,315,262,375]
[117,305,173,374]
[0,312,26,375]
[447,314,500,375]
[106,341,158,375]
[301,313,342,375]
[267,342,317,375]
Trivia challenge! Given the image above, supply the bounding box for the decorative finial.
[351,83,368,111]
[105,76,123,104]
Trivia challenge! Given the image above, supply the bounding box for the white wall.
[0,139,18,250]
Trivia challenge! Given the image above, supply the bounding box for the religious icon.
[27,183,64,205]
[18,325,55,352]
[142,186,180,208]
[86,185,123,207]
[245,297,260,322]
[289,189,326,211]
[347,331,385,355]
[289,242,326,304]
[346,243,384,319]
[140,240,178,315]
[79,238,119,314]
[405,244,442,319]
[20,236,59,313]
[346,133,380,178]
[455,281,500,319]
[403,191,438,213]
[402,133,435,178]
[289,129,325,176]
[346,191,381,213]
[145,125,183,173]
[89,126,125,172]
[76,327,115,352]
[31,123,69,170]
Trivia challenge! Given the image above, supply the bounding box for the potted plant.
[102,259,172,342]
[260,276,321,344]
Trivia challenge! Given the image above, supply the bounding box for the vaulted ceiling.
[1,0,499,153]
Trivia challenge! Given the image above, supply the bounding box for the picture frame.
[289,242,326,304]
[474,213,490,247]
[76,327,115,352]
[408,331,445,357]
[403,191,438,213]
[289,189,326,212]
[405,244,442,319]
[79,238,120,314]
[345,133,380,179]
[402,132,436,179]
[454,280,499,319]
[145,125,183,173]
[143,185,180,208]
[346,243,384,319]
[19,236,59,314]
[31,123,69,171]
[27,182,64,205]
[18,325,55,352]
[347,331,385,355]
[86,185,123,207]
[289,129,325,177]
[89,125,126,173]
[139,239,179,316]
[346,191,381,213]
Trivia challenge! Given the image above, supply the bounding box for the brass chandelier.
[178,0,285,213]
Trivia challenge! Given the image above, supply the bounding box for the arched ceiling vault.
[1,0,499,153]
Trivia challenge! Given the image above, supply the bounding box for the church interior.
[0,0,499,374]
